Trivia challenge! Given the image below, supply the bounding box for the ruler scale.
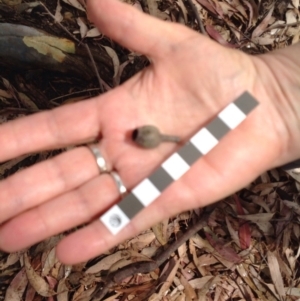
[101,91,259,234]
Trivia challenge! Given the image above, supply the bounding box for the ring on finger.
[110,171,127,197]
[87,144,109,174]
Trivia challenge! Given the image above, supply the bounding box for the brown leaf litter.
[1,0,300,300]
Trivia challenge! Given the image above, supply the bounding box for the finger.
[87,0,197,59]
[0,145,112,224]
[0,97,102,162]
[0,173,119,251]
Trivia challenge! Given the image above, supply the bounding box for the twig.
[84,44,104,92]
[91,212,210,301]
[185,0,207,35]
[49,88,102,103]
[39,2,104,92]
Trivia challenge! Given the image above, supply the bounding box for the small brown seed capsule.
[132,125,180,149]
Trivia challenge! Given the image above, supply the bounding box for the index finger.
[0,96,102,162]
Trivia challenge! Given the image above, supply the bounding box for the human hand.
[0,0,299,264]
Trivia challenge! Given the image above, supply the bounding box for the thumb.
[87,0,194,59]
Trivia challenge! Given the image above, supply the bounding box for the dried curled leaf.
[4,268,28,301]
[267,251,285,297]
[24,253,56,297]
[102,46,120,79]
[62,0,85,11]
[252,5,275,38]
[147,0,170,20]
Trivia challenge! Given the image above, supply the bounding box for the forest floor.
[0,0,300,300]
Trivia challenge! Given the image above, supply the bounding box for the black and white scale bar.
[101,91,259,234]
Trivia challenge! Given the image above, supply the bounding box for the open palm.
[0,0,299,264]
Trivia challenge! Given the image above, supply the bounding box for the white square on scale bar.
[162,152,190,180]
[100,205,130,235]
[190,128,219,155]
[132,178,161,207]
[218,103,246,129]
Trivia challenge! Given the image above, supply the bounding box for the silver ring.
[110,171,127,196]
[87,144,108,173]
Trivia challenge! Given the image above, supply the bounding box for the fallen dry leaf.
[76,17,88,38]
[62,0,85,11]
[24,284,36,301]
[127,231,156,251]
[18,92,39,111]
[24,253,56,297]
[102,46,120,80]
[54,0,63,23]
[267,251,285,297]
[176,0,188,24]
[195,0,217,15]
[0,89,11,99]
[147,0,170,20]
[4,268,28,301]
[234,194,251,249]
[179,273,197,300]
[56,278,68,301]
[0,252,21,271]
[206,25,237,47]
[205,232,242,264]
[152,219,169,246]
[252,5,275,38]
[86,27,101,38]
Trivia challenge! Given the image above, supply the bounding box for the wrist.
[251,44,300,166]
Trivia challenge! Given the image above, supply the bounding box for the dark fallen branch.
[0,22,113,84]
[40,2,106,92]
[91,212,210,301]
